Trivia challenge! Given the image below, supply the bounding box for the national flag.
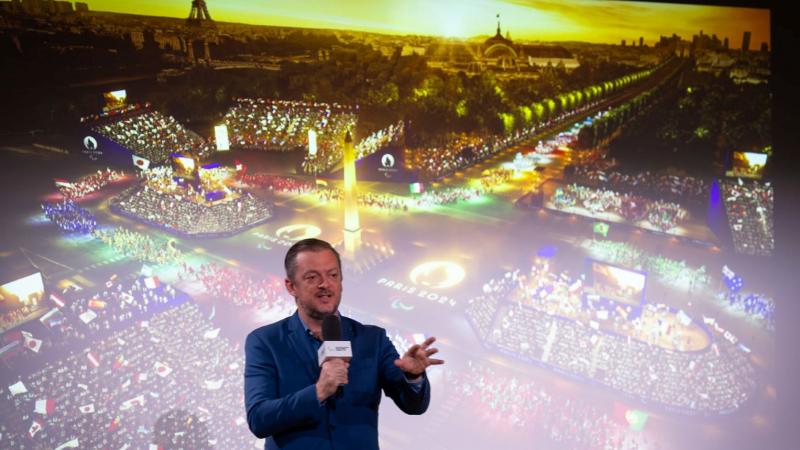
[625,409,649,431]
[234,417,247,427]
[9,380,28,396]
[107,416,121,433]
[315,178,328,187]
[79,403,95,414]
[120,292,134,304]
[120,394,145,411]
[149,445,163,450]
[34,398,55,415]
[113,355,128,370]
[154,361,172,377]
[139,320,150,328]
[21,331,43,353]
[50,293,66,308]
[121,379,131,389]
[204,379,224,390]
[203,328,220,340]
[79,310,97,324]
[234,160,243,171]
[0,341,22,361]
[54,438,80,449]
[88,299,106,310]
[39,308,64,328]
[28,419,43,438]
[227,362,240,371]
[143,276,160,290]
[409,182,424,194]
[53,178,73,188]
[132,154,150,170]
[86,351,100,368]
[593,222,610,237]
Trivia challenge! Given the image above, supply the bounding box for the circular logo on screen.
[83,136,98,151]
[275,224,322,242]
[409,261,466,289]
[381,154,395,168]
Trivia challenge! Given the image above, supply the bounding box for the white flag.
[79,310,97,324]
[203,328,220,340]
[9,380,27,396]
[120,394,146,411]
[204,379,224,390]
[55,438,80,450]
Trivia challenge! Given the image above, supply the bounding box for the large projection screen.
[0,1,780,450]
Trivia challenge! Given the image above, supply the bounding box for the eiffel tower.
[187,0,215,28]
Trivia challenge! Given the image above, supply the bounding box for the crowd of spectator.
[355,120,404,160]
[563,163,709,208]
[110,176,273,237]
[581,238,710,291]
[721,179,774,256]
[42,200,97,234]
[179,262,288,309]
[0,300,257,449]
[465,261,757,415]
[93,227,182,265]
[446,360,654,449]
[55,168,125,200]
[223,98,358,174]
[719,291,775,331]
[552,183,688,232]
[92,108,205,164]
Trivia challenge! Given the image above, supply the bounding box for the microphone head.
[321,314,342,341]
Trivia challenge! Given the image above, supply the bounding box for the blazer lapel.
[286,311,320,381]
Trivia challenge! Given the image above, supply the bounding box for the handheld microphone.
[319,314,352,398]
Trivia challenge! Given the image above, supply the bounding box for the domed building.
[482,15,518,70]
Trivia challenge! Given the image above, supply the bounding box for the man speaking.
[245,238,444,449]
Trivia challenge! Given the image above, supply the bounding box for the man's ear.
[284,278,296,297]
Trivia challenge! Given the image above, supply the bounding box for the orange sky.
[90,0,771,48]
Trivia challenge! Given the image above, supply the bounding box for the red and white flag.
[28,419,43,438]
[107,416,121,433]
[79,403,95,414]
[21,331,43,353]
[86,351,100,368]
[34,398,55,415]
[143,276,160,290]
[132,154,150,170]
[49,293,66,308]
[120,394,145,411]
[154,361,172,377]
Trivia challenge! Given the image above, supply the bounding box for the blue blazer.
[244,311,430,450]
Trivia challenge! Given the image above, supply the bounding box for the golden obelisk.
[342,131,362,258]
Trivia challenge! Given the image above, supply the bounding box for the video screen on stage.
[102,89,127,111]
[0,1,777,450]
[727,151,769,179]
[588,260,647,307]
[0,272,46,331]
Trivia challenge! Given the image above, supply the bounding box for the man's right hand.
[316,359,349,401]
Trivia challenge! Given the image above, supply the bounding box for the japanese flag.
[79,403,95,414]
[132,154,150,170]
[154,361,172,377]
[21,331,43,353]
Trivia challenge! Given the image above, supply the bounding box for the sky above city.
[90,0,770,48]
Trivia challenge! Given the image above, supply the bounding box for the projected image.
[589,260,647,306]
[727,151,769,179]
[0,1,776,450]
[103,89,128,111]
[0,272,46,331]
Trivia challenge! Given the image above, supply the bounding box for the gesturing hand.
[316,359,349,401]
[394,336,444,378]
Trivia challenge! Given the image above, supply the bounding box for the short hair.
[284,238,342,281]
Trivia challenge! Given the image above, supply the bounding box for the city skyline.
[86,0,770,48]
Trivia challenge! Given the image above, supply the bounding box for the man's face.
[285,249,342,322]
